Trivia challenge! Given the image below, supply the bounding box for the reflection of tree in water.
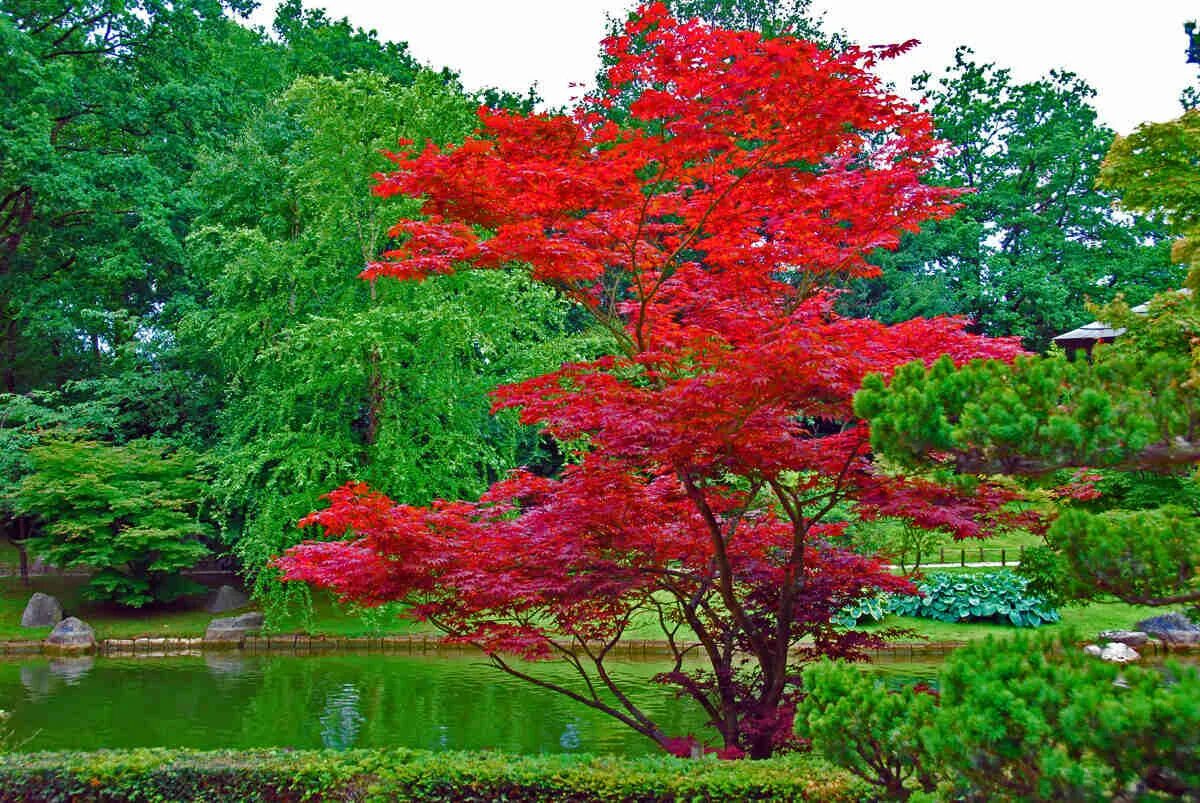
[559,720,582,751]
[319,683,363,750]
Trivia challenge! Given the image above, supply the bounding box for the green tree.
[185,71,592,611]
[656,0,836,42]
[10,437,212,607]
[855,98,1200,609]
[842,49,1176,349]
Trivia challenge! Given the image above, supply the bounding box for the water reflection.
[559,720,582,751]
[0,652,943,756]
[319,683,363,750]
[49,657,94,685]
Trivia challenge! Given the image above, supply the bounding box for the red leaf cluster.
[279,4,1026,758]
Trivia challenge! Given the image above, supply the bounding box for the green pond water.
[0,652,939,755]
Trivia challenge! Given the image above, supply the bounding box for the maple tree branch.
[486,652,668,745]
[677,469,773,675]
[656,581,730,733]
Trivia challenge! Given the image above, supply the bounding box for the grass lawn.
[0,575,438,641]
[858,600,1165,643]
[0,567,1169,647]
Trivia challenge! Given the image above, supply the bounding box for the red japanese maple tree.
[278,4,1025,759]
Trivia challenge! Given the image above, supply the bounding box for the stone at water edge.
[204,612,265,644]
[1099,642,1140,663]
[1097,630,1149,647]
[45,617,96,652]
[20,592,63,628]
[204,584,250,614]
[1134,612,1199,636]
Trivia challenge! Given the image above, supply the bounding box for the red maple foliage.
[278,4,1026,758]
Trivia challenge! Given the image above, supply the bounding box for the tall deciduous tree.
[187,70,587,609]
[279,5,1024,758]
[842,49,1176,349]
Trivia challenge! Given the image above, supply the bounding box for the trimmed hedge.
[0,748,869,802]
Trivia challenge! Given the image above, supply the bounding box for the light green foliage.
[800,661,938,801]
[843,49,1176,348]
[1100,109,1200,272]
[858,279,1200,477]
[888,571,1059,627]
[831,593,890,629]
[185,71,595,615]
[8,437,211,607]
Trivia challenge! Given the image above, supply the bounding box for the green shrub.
[928,633,1200,801]
[0,748,870,802]
[803,633,1200,801]
[9,437,211,607]
[889,571,1059,627]
[799,661,939,801]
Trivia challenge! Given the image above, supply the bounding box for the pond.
[0,652,940,756]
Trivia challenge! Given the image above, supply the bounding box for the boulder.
[204,612,264,646]
[204,585,250,614]
[1083,644,1103,657]
[1158,629,1200,645]
[45,617,96,653]
[1135,612,1200,637]
[1099,642,1140,663]
[20,592,63,628]
[1097,630,1149,647]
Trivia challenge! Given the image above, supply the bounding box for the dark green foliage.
[888,571,1059,627]
[658,0,839,43]
[0,748,867,802]
[855,282,1200,608]
[799,662,939,801]
[930,634,1200,801]
[803,635,1200,801]
[842,49,1176,349]
[8,438,211,607]
[1039,507,1200,607]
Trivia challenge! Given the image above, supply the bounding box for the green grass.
[0,568,1167,647]
[0,575,439,641]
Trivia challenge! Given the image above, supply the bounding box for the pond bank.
[0,631,1196,658]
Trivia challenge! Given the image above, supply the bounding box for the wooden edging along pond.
[0,633,1195,658]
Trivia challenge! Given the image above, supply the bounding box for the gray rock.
[1098,630,1149,647]
[45,617,96,652]
[20,592,63,628]
[204,612,264,645]
[1083,644,1103,657]
[1100,642,1140,663]
[204,584,250,614]
[1135,612,1200,636]
[1158,629,1200,645]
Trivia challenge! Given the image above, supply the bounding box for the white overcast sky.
[248,1,1199,134]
